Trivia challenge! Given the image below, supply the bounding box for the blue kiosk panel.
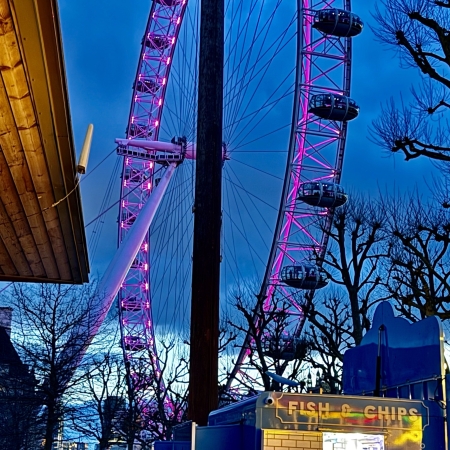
[343,302,447,450]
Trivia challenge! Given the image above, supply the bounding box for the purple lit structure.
[111,0,363,424]
[227,1,363,390]
[116,0,187,421]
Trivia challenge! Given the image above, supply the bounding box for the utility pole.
[189,0,224,426]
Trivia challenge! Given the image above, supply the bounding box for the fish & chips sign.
[273,394,423,430]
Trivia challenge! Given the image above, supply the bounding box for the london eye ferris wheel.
[113,0,363,421]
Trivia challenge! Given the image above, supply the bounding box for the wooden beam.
[0,150,43,276]
[15,0,89,282]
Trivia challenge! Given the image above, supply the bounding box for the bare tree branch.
[227,289,311,393]
[371,0,450,165]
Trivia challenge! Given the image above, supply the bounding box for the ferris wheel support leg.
[98,161,177,313]
[58,162,178,386]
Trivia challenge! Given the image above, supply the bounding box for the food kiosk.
[192,391,424,450]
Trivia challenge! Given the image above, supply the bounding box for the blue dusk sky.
[57,0,436,278]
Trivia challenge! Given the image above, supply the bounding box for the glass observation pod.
[145,34,172,50]
[135,78,161,94]
[262,336,299,361]
[297,181,348,208]
[123,336,147,351]
[280,265,328,290]
[313,9,364,38]
[121,297,140,311]
[309,93,359,121]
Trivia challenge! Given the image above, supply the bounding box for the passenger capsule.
[297,182,348,208]
[280,265,328,290]
[145,34,172,50]
[263,336,298,361]
[122,211,137,225]
[121,297,141,311]
[123,336,147,351]
[135,79,161,94]
[313,9,363,38]
[309,93,359,121]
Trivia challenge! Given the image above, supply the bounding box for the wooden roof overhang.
[0,0,89,283]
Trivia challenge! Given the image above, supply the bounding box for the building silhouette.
[0,307,41,450]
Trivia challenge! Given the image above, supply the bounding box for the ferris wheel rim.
[225,0,360,393]
[117,0,359,411]
[117,0,190,405]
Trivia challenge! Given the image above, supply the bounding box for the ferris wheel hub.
[115,138,228,162]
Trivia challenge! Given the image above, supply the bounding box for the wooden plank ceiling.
[0,0,89,283]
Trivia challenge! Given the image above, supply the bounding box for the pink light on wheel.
[117,0,188,437]
[227,0,363,393]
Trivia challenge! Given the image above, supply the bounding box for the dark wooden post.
[188,0,224,426]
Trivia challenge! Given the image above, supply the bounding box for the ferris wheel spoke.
[229,157,284,180]
[223,209,267,269]
[224,14,296,139]
[223,84,294,135]
[226,167,278,235]
[227,187,259,274]
[224,0,285,94]
[230,81,295,151]
[223,0,263,125]
[163,65,198,136]
[224,173,278,220]
[230,122,292,151]
[88,158,121,263]
[226,40,296,144]
[167,52,198,122]
[150,170,193,319]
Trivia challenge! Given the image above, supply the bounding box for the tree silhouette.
[228,290,312,392]
[371,0,450,170]
[66,350,127,450]
[382,193,450,322]
[8,283,106,450]
[318,195,388,345]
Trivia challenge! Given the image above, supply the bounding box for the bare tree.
[282,195,390,391]
[371,0,450,167]
[304,192,450,389]
[141,338,189,443]
[228,290,312,392]
[382,193,450,321]
[66,351,127,450]
[222,196,387,395]
[63,325,190,449]
[8,283,106,450]
[303,293,354,394]
[104,337,190,449]
[319,195,389,345]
